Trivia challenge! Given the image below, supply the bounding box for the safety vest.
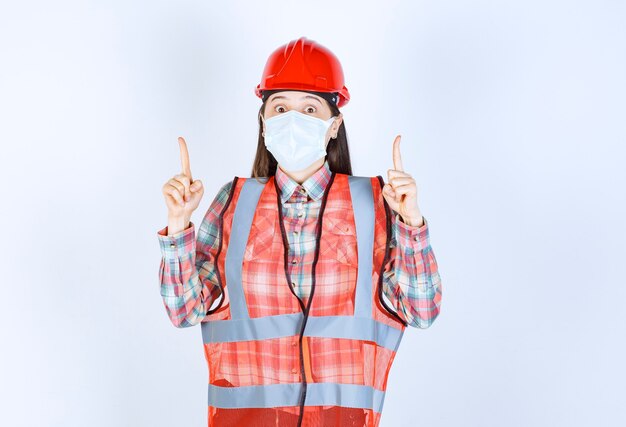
[200,171,407,427]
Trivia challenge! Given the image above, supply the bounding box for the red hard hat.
[255,36,350,108]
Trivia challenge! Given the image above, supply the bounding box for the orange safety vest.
[200,171,408,427]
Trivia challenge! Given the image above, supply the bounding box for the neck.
[279,157,325,185]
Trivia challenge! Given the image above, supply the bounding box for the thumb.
[383,183,396,197]
[190,179,203,192]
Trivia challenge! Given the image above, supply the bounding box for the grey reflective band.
[304,315,404,352]
[202,313,404,351]
[208,382,386,412]
[348,175,375,318]
[224,177,267,320]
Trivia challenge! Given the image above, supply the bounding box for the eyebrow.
[269,95,322,105]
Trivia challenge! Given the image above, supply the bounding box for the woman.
[158,36,442,427]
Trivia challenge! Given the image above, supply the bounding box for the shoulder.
[215,175,271,201]
[212,179,234,202]
[218,178,234,194]
[204,178,238,213]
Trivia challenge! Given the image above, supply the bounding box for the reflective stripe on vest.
[201,174,405,412]
[201,313,403,351]
[207,382,386,412]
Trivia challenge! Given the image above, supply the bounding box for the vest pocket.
[323,223,358,266]
[244,219,276,261]
[208,336,302,387]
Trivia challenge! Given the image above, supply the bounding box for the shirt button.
[294,230,299,235]
[169,243,176,248]
[291,258,298,264]
[291,368,298,374]
[414,235,419,241]
[292,340,298,347]
[297,211,304,217]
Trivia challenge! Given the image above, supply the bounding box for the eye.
[274,105,286,113]
[305,106,316,113]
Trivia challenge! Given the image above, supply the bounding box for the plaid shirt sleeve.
[381,213,443,328]
[156,180,233,328]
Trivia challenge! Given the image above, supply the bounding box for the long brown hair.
[250,95,353,179]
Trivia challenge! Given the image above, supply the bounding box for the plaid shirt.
[157,160,442,329]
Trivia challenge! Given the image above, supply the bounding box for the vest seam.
[298,170,334,427]
[273,174,308,427]
[274,170,336,427]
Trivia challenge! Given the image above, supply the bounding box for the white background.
[1,1,625,426]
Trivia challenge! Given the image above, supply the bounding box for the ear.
[332,113,343,137]
[259,113,266,136]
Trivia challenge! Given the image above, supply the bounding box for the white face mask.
[263,110,337,172]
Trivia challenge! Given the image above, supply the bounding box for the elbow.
[165,306,197,328]
[161,295,196,329]
[407,282,442,329]
[408,308,441,329]
[170,316,195,329]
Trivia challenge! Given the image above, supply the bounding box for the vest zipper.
[274,172,335,427]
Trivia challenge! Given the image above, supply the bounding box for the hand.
[161,137,204,223]
[382,135,424,227]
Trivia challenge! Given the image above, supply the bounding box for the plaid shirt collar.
[274,159,332,204]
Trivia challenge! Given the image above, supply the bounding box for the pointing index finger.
[178,136,193,181]
[393,135,404,172]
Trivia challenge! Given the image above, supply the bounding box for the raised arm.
[157,177,233,328]
[381,211,442,329]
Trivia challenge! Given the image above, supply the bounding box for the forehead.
[267,91,324,104]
